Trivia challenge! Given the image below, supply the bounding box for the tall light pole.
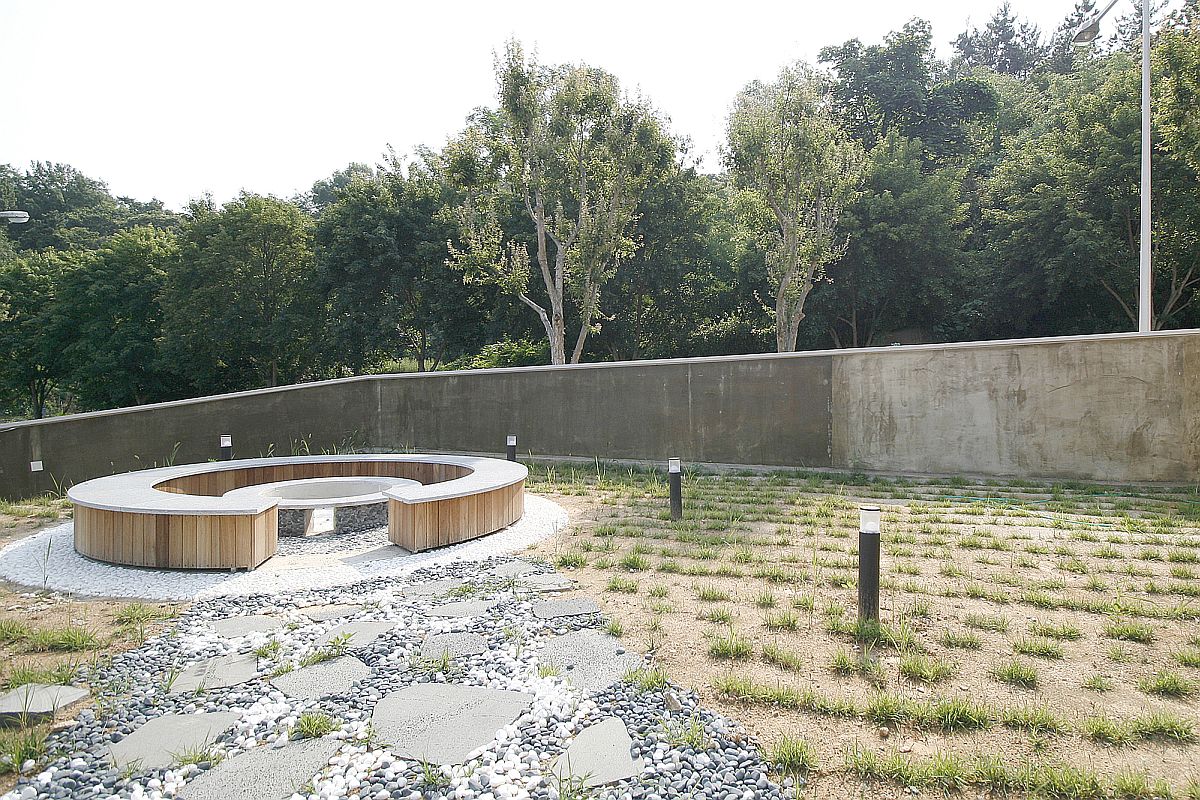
[1073,0,1153,332]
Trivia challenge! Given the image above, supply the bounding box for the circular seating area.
[66,454,527,570]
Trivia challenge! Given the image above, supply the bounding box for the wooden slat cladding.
[388,480,524,553]
[153,461,468,497]
[74,505,276,569]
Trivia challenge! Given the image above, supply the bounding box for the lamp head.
[0,211,29,224]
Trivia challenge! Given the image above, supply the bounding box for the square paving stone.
[551,717,643,787]
[419,632,488,660]
[178,738,340,800]
[426,598,498,618]
[0,683,89,726]
[300,604,362,623]
[538,630,641,692]
[109,711,238,772]
[269,655,370,700]
[316,621,396,649]
[520,573,574,592]
[531,598,601,619]
[490,560,538,578]
[170,653,260,695]
[371,683,533,766]
[205,615,282,638]
[401,578,464,598]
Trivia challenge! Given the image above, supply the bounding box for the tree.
[447,40,674,364]
[952,3,1049,79]
[819,20,998,158]
[0,249,74,418]
[725,62,866,352]
[1158,0,1200,172]
[161,194,318,391]
[57,227,179,409]
[315,154,486,373]
[811,133,970,348]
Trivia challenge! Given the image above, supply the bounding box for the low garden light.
[858,505,881,623]
[219,434,233,461]
[668,458,682,521]
[506,434,517,462]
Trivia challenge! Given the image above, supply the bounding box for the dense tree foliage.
[2,6,1198,419]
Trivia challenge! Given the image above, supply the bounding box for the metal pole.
[1139,0,1152,332]
[668,458,682,521]
[505,434,517,462]
[858,506,881,623]
[219,434,232,461]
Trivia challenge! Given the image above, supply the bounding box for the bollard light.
[505,434,518,462]
[219,434,233,461]
[29,460,43,472]
[668,458,683,520]
[858,505,881,624]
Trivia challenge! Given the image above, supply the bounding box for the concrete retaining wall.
[2,331,1196,498]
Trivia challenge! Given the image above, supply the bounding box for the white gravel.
[0,495,567,601]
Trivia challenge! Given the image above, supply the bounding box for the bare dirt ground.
[522,465,1200,799]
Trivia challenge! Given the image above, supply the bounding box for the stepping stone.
[300,604,362,623]
[520,573,574,592]
[170,653,259,695]
[269,655,370,700]
[551,717,643,787]
[420,632,488,660]
[371,683,533,766]
[538,630,641,692]
[491,560,538,578]
[401,578,464,598]
[178,737,339,800]
[0,683,89,725]
[109,711,238,772]
[316,621,396,649]
[206,615,281,638]
[427,598,498,618]
[531,598,601,619]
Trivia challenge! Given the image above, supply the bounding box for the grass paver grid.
[524,462,1200,798]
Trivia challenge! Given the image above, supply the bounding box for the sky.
[2,0,1089,210]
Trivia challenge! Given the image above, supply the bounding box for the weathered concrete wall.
[830,332,1200,482]
[0,330,1195,498]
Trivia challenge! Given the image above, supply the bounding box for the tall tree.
[161,194,318,391]
[0,249,74,418]
[446,40,674,364]
[57,227,179,408]
[725,62,866,352]
[952,3,1049,79]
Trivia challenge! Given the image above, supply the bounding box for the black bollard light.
[506,434,518,462]
[668,458,683,521]
[858,505,881,623]
[219,434,233,461]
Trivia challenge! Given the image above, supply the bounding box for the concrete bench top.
[66,454,528,516]
[222,476,420,509]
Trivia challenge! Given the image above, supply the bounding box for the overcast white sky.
[2,0,1089,210]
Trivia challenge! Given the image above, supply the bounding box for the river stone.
[300,603,362,623]
[371,683,533,765]
[531,598,600,619]
[0,683,89,725]
[316,621,396,649]
[401,578,463,598]
[538,629,640,691]
[426,598,498,618]
[550,717,643,787]
[206,615,281,638]
[177,737,339,799]
[269,655,370,700]
[109,711,238,771]
[419,632,488,660]
[170,653,259,695]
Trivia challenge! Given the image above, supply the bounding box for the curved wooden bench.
[67,455,527,570]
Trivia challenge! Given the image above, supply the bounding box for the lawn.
[524,462,1200,799]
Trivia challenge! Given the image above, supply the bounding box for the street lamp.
[1074,0,1152,332]
[0,211,30,224]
